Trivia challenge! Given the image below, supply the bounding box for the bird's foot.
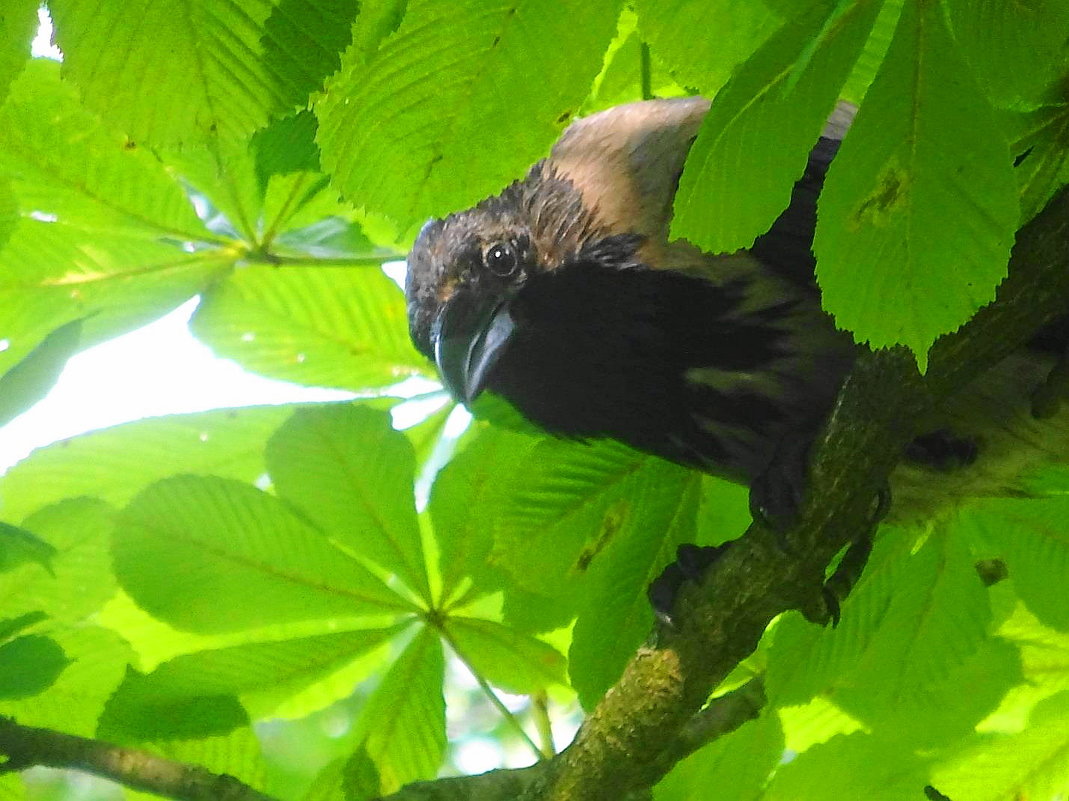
[748,427,820,547]
[801,484,888,626]
[648,542,731,626]
[749,429,815,538]
[905,429,978,471]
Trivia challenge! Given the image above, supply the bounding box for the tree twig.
[0,717,280,801]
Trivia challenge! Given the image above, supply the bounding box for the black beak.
[431,289,516,404]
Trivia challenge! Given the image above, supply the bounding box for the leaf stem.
[438,626,546,761]
[259,172,310,251]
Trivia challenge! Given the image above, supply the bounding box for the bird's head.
[406,164,608,405]
[407,213,532,404]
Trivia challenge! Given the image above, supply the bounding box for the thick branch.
[0,717,279,801]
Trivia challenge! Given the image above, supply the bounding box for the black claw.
[648,543,731,625]
[821,586,842,627]
[675,543,726,580]
[816,524,876,626]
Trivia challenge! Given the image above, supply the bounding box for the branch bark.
[0,717,280,801]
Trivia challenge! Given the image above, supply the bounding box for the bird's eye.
[484,242,519,277]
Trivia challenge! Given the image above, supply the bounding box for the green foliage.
[655,712,784,801]
[672,0,882,252]
[814,0,1018,369]
[317,0,622,231]
[0,1,1068,800]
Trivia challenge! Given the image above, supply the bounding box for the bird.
[406,96,858,492]
[405,97,1069,574]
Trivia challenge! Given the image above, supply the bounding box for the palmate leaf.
[1,499,117,624]
[582,8,687,114]
[152,727,268,798]
[493,439,691,595]
[0,405,293,524]
[768,526,1007,744]
[932,692,1069,801]
[945,0,1069,108]
[0,220,229,377]
[670,0,881,252]
[655,713,784,801]
[961,497,1069,631]
[429,422,543,604]
[765,732,930,801]
[0,61,230,374]
[0,320,82,429]
[839,0,902,103]
[570,462,699,708]
[0,635,69,699]
[160,133,265,243]
[48,0,350,148]
[0,0,35,106]
[0,522,57,574]
[0,624,133,737]
[317,0,621,231]
[344,627,446,798]
[814,0,1019,368]
[266,405,431,602]
[487,435,699,703]
[99,625,404,740]
[191,264,427,391]
[0,60,210,241]
[260,0,359,110]
[251,111,322,188]
[0,176,14,253]
[995,604,1069,726]
[1007,98,1069,223]
[636,0,782,98]
[446,616,566,694]
[114,475,416,633]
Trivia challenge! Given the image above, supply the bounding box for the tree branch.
[0,717,280,801]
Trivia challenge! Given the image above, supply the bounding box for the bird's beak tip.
[432,292,516,405]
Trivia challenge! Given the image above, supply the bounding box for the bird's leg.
[748,428,817,535]
[805,486,887,626]
[750,425,891,626]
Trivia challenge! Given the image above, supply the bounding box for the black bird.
[406,97,856,488]
[406,97,1069,548]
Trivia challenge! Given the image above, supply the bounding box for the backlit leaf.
[114,475,414,633]
[814,0,1019,368]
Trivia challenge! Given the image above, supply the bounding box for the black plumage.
[406,97,854,484]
